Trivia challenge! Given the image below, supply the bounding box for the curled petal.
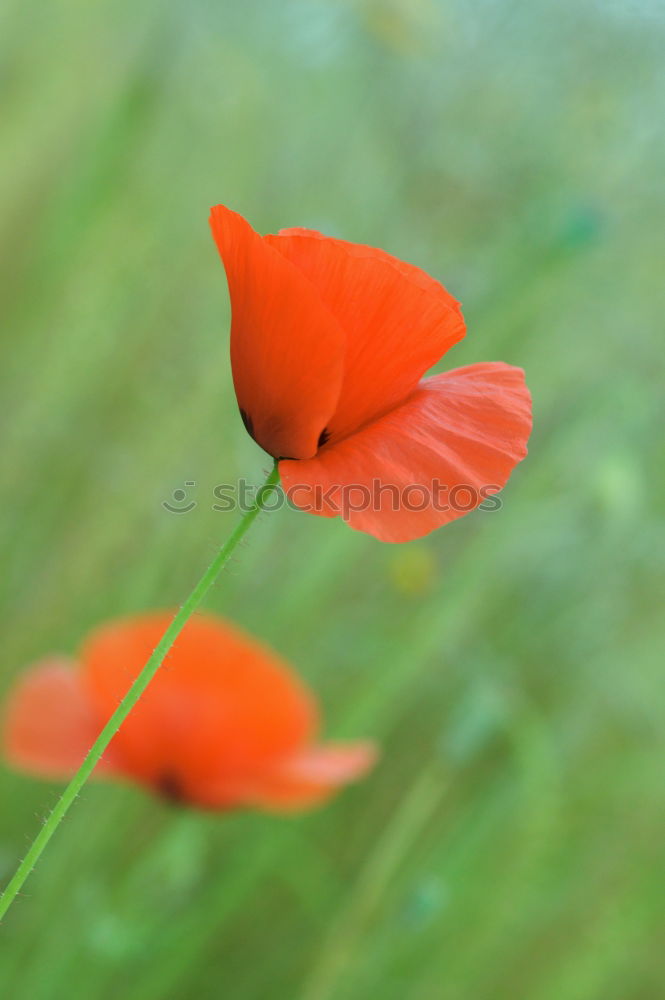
[267,228,465,442]
[280,362,532,543]
[210,206,346,459]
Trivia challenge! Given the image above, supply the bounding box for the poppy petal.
[280,362,532,543]
[214,741,378,811]
[2,658,118,779]
[210,206,346,459]
[266,228,465,443]
[82,613,318,792]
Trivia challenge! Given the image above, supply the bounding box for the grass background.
[1,0,664,997]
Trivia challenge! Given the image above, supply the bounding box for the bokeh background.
[1,0,664,997]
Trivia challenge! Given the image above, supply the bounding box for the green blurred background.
[1,0,664,996]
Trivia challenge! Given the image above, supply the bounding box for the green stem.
[0,462,281,922]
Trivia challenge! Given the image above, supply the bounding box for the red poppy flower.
[210,206,532,543]
[2,613,375,812]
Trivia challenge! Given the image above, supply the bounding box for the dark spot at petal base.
[239,407,254,438]
[317,427,331,449]
[156,771,187,806]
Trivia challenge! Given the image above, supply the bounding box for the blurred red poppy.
[2,613,375,812]
[210,206,532,543]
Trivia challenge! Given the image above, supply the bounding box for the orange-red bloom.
[2,613,375,812]
[210,206,532,543]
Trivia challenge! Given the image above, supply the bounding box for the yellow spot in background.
[388,545,438,596]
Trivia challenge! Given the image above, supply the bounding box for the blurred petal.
[267,228,465,442]
[210,206,345,459]
[2,658,117,779]
[280,363,532,543]
[82,613,318,791]
[208,741,378,812]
